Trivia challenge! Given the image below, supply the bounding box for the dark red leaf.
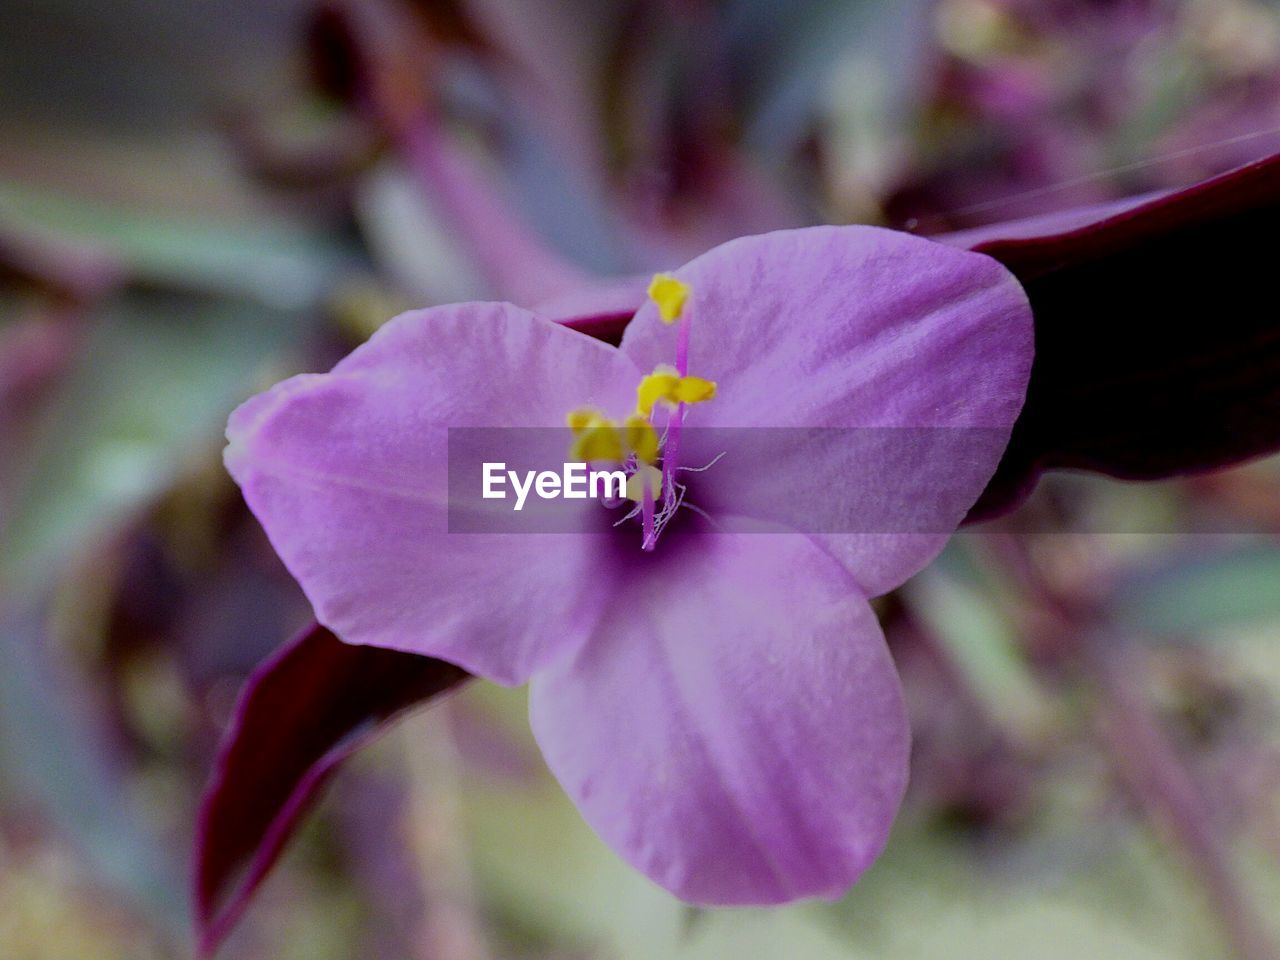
[547,156,1280,517]
[966,153,1280,517]
[193,623,469,956]
[541,275,647,345]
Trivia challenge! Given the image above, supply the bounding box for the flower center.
[565,273,717,551]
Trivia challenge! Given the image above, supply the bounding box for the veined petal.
[529,531,909,904]
[225,302,640,685]
[620,226,1032,595]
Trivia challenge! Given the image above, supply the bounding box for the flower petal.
[529,530,909,904]
[225,302,640,684]
[620,225,1030,429]
[619,226,1032,595]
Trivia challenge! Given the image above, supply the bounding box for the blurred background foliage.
[2,0,1280,957]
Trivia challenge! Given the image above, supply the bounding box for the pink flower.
[224,225,1032,903]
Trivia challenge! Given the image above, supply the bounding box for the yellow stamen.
[647,273,691,324]
[673,376,716,404]
[567,407,624,462]
[636,364,680,417]
[624,415,660,464]
[566,406,605,431]
[570,424,624,463]
[626,463,663,502]
[635,365,718,416]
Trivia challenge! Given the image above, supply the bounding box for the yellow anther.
[624,415,660,464]
[566,406,605,431]
[573,417,627,465]
[635,365,717,416]
[626,463,663,502]
[674,376,716,404]
[648,273,691,324]
[636,365,680,417]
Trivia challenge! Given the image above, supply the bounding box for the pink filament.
[674,306,691,378]
[641,478,657,551]
[662,309,694,498]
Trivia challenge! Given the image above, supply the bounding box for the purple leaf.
[550,154,1280,516]
[193,623,469,956]
[963,152,1280,517]
[537,274,648,343]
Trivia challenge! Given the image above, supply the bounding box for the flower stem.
[341,1,588,307]
[983,534,1278,960]
[393,114,588,306]
[1088,642,1277,960]
[399,706,492,960]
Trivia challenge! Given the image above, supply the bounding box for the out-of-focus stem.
[390,114,589,307]
[984,534,1278,960]
[398,706,491,960]
[0,296,102,548]
[1089,643,1277,960]
[345,0,589,307]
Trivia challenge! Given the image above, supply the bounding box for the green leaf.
[905,547,1050,736]
[0,178,349,308]
[725,0,928,153]
[1,292,306,593]
[1111,543,1280,637]
[0,609,187,931]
